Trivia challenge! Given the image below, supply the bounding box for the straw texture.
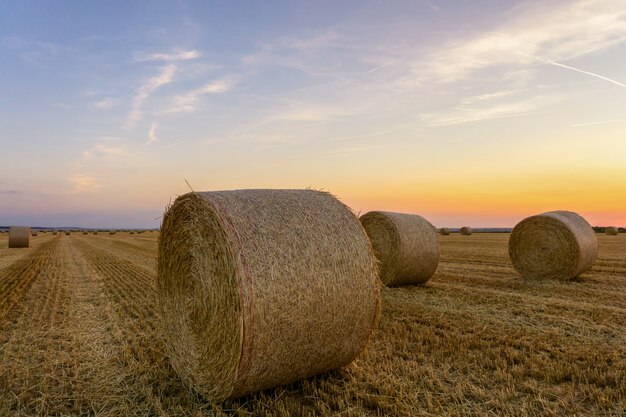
[157,189,380,403]
[605,227,619,236]
[509,211,598,280]
[460,227,473,236]
[440,228,451,236]
[359,211,439,286]
[8,226,31,248]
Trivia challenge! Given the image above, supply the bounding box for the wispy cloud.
[94,98,118,109]
[135,49,200,62]
[83,139,132,161]
[127,65,176,127]
[146,123,158,144]
[169,78,236,113]
[420,95,556,127]
[407,0,626,85]
[68,174,100,193]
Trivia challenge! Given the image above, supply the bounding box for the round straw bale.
[460,227,472,235]
[109,231,116,235]
[158,189,380,402]
[509,210,597,280]
[359,211,439,286]
[440,227,450,235]
[9,226,31,248]
[31,230,38,237]
[53,231,58,235]
[65,231,70,236]
[83,231,88,235]
[605,226,619,236]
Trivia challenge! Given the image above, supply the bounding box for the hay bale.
[158,189,380,402]
[53,231,58,236]
[605,226,619,236]
[460,227,473,235]
[65,231,71,236]
[359,211,439,286]
[440,228,451,235]
[31,230,38,237]
[93,231,98,235]
[109,231,116,235]
[83,231,88,235]
[129,231,135,235]
[8,226,31,248]
[509,210,597,280]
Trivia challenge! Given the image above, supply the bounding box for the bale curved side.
[360,211,439,286]
[605,226,619,236]
[509,210,597,280]
[9,226,31,248]
[460,227,473,235]
[158,189,380,402]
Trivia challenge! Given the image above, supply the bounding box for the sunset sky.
[1,0,625,228]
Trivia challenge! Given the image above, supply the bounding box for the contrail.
[572,119,622,128]
[363,61,394,75]
[549,60,626,88]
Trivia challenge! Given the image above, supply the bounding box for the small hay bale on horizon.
[31,230,38,237]
[109,231,116,235]
[360,211,439,286]
[509,210,597,280]
[605,226,619,236]
[9,226,31,248]
[157,189,380,403]
[65,231,71,236]
[460,227,473,235]
[440,227,451,235]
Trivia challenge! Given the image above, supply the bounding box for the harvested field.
[0,232,624,416]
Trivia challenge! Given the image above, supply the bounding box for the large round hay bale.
[440,227,450,235]
[460,227,472,235]
[605,226,619,236]
[509,211,597,280]
[158,189,380,402]
[359,211,439,286]
[9,226,31,248]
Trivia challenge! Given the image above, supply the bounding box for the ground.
[0,232,623,416]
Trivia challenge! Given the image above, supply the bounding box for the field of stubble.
[0,232,623,416]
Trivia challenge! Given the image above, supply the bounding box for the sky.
[1,0,625,228]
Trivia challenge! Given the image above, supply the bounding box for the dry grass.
[0,232,624,416]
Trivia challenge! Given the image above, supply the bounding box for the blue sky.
[1,0,625,228]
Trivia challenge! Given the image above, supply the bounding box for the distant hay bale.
[440,228,451,235]
[110,231,116,235]
[65,231,70,236]
[53,231,58,236]
[605,226,619,236]
[31,230,38,237]
[93,231,98,235]
[158,189,380,402]
[83,231,88,235]
[359,211,439,286]
[9,226,31,248]
[460,227,473,235]
[509,211,597,280]
[129,231,135,235]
